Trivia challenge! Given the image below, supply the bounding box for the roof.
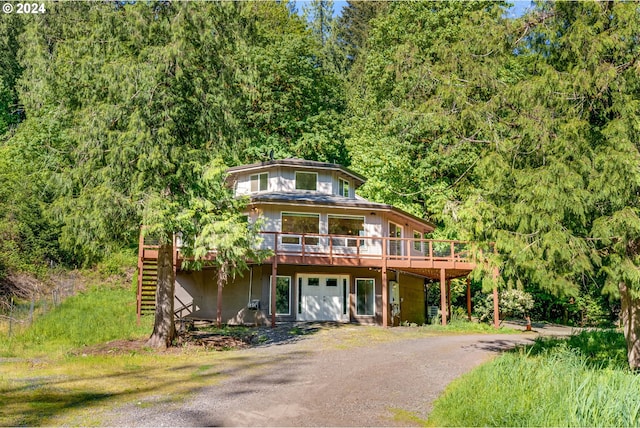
[248,192,436,231]
[226,158,367,187]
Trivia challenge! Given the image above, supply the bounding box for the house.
[137,158,479,327]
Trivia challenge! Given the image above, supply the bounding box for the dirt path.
[103,327,536,427]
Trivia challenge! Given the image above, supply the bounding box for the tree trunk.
[216,263,227,328]
[147,242,176,349]
[619,282,640,370]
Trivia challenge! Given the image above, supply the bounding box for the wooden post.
[271,235,279,328]
[136,226,145,325]
[382,267,388,327]
[381,235,389,327]
[446,280,452,321]
[440,268,447,325]
[466,276,472,321]
[493,286,499,329]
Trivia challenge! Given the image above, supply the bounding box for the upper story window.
[338,178,350,197]
[413,230,423,252]
[250,173,268,192]
[295,172,317,191]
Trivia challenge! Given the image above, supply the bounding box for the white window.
[356,278,375,316]
[250,173,268,192]
[338,178,350,197]
[414,230,423,252]
[269,276,291,315]
[389,222,403,256]
[281,212,319,245]
[295,172,317,191]
[328,215,365,247]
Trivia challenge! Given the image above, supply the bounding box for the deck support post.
[271,261,277,329]
[137,226,145,325]
[446,280,452,322]
[492,267,500,329]
[440,268,447,325]
[271,236,279,329]
[382,267,388,327]
[466,276,472,321]
[382,237,388,327]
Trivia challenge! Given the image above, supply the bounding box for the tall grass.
[419,318,519,334]
[427,331,639,427]
[1,285,152,358]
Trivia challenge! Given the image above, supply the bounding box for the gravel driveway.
[104,326,535,427]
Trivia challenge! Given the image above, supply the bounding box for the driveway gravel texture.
[101,324,547,427]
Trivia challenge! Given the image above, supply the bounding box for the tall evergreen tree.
[460,1,640,368]
[345,1,512,226]
[336,0,389,68]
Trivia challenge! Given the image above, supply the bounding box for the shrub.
[474,289,534,323]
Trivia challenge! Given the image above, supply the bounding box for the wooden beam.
[271,262,277,328]
[271,236,279,328]
[446,279,452,322]
[137,226,145,325]
[466,276,472,321]
[382,267,388,327]
[493,267,500,329]
[440,268,447,325]
[382,237,388,327]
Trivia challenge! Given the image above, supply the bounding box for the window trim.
[413,230,423,252]
[250,172,268,193]
[280,211,320,245]
[338,178,350,197]
[295,171,318,191]
[269,275,292,315]
[328,214,366,247]
[355,278,375,316]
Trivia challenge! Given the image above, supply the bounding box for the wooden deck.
[140,232,477,279]
[137,231,487,327]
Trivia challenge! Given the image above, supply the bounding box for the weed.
[427,330,638,427]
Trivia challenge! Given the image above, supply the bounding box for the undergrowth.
[419,318,519,334]
[0,281,152,358]
[427,330,638,427]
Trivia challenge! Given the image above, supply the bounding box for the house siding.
[175,266,265,325]
[233,165,355,199]
[175,264,429,326]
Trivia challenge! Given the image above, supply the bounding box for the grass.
[0,280,290,426]
[0,273,544,426]
[420,318,520,334]
[1,285,153,358]
[427,330,639,427]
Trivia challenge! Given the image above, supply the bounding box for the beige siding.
[175,266,265,324]
[175,264,429,326]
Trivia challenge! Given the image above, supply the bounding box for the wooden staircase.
[138,257,159,316]
[136,229,183,322]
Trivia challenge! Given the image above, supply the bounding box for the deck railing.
[139,231,476,265]
[257,231,472,264]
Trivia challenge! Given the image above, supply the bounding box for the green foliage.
[460,2,640,301]
[95,251,137,279]
[474,289,534,323]
[2,286,152,357]
[346,1,513,229]
[0,1,348,271]
[420,317,518,335]
[500,289,534,318]
[428,332,639,427]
